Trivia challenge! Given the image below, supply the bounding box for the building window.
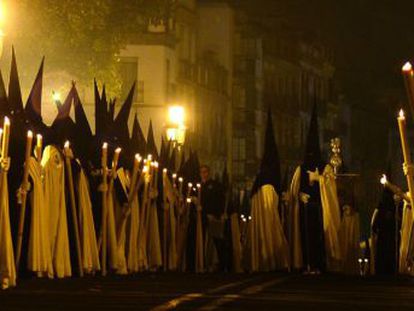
[119,57,138,100]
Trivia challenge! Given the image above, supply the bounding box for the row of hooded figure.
[241,163,361,275]
[0,131,237,289]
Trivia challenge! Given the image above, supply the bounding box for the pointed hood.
[303,102,323,171]
[8,47,24,116]
[130,113,146,156]
[73,84,94,165]
[108,99,115,125]
[94,79,105,137]
[146,120,158,158]
[168,145,177,172]
[251,108,281,196]
[50,86,76,146]
[25,58,44,126]
[113,82,135,128]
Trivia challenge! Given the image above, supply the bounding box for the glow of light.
[102,142,108,149]
[115,147,122,154]
[27,130,33,138]
[168,105,185,126]
[0,2,6,25]
[188,182,193,188]
[64,141,70,149]
[178,177,183,183]
[163,168,167,173]
[380,174,387,185]
[172,174,177,179]
[52,91,61,102]
[403,62,413,72]
[399,109,405,120]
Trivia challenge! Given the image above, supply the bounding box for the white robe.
[77,168,100,273]
[248,184,289,272]
[27,157,53,277]
[41,146,71,278]
[319,165,342,271]
[0,164,16,289]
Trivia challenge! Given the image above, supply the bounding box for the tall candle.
[1,116,10,158]
[397,110,414,208]
[402,62,414,117]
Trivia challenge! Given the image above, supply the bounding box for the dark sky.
[240,0,414,109]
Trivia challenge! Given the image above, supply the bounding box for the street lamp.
[166,105,186,147]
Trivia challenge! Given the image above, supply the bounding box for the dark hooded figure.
[299,102,326,273]
[372,172,402,275]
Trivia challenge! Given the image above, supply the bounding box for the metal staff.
[15,130,33,269]
[64,141,84,277]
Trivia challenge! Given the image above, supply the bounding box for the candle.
[1,116,10,158]
[196,183,201,206]
[380,174,410,203]
[178,177,183,191]
[25,131,33,164]
[112,147,121,171]
[397,110,414,208]
[402,62,414,117]
[22,130,34,187]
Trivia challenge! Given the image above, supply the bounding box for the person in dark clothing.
[200,165,226,271]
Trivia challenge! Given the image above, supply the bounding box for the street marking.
[197,276,291,311]
[149,275,263,311]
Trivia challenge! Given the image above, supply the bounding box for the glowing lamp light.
[52,91,61,102]
[168,105,185,126]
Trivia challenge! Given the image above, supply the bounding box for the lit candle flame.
[403,62,413,72]
[399,109,405,119]
[27,130,33,138]
[380,174,387,185]
[135,154,142,162]
[172,174,177,179]
[64,140,70,149]
[196,183,201,189]
[115,147,122,154]
[188,182,193,188]
[178,177,183,182]
[36,134,42,141]
[163,168,167,173]
[186,198,191,203]
[4,116,10,126]
[102,142,108,149]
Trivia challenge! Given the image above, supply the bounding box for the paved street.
[1,273,414,310]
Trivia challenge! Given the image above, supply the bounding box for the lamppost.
[166,105,186,148]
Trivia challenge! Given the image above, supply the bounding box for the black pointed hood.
[303,102,324,171]
[130,113,146,156]
[251,108,281,196]
[73,84,93,166]
[168,145,177,172]
[94,79,105,137]
[8,47,24,117]
[50,86,76,146]
[25,58,45,131]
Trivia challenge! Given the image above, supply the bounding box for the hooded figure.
[371,172,401,275]
[289,103,326,273]
[247,108,289,272]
